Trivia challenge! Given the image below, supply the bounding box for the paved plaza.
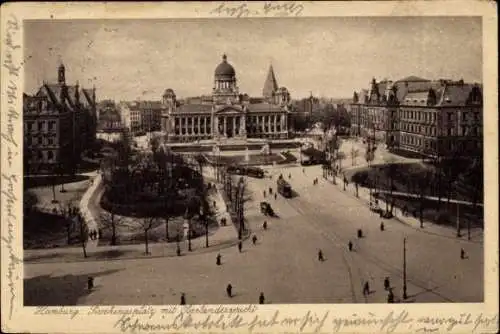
[24,162,483,305]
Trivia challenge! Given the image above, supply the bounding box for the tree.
[365,148,375,167]
[59,200,76,245]
[351,148,359,166]
[337,152,346,171]
[77,211,88,258]
[383,157,398,213]
[24,190,38,214]
[100,209,123,246]
[140,217,157,255]
[194,153,206,181]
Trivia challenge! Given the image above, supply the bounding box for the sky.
[24,17,482,101]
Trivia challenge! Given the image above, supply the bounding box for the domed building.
[161,54,291,142]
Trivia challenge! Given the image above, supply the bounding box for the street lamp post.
[456,201,461,238]
[403,237,407,300]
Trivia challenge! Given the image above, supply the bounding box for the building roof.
[403,91,431,106]
[177,104,213,114]
[136,100,164,110]
[396,76,430,82]
[247,103,284,113]
[214,54,236,78]
[263,65,279,98]
[436,83,480,107]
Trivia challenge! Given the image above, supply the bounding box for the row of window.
[28,150,57,162]
[25,120,58,132]
[26,135,57,146]
[400,109,437,123]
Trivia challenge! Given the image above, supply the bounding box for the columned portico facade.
[160,54,291,142]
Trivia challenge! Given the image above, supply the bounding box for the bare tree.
[364,147,375,167]
[58,199,76,245]
[350,147,359,166]
[337,151,346,171]
[77,211,89,258]
[140,217,158,255]
[100,209,123,246]
[383,157,398,213]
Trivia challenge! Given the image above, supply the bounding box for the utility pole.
[456,201,461,238]
[403,237,407,300]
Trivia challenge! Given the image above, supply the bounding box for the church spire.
[262,64,278,99]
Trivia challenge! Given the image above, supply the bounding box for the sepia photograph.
[1,2,498,333]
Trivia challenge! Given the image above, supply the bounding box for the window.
[48,121,56,131]
[47,151,54,161]
[48,137,54,145]
[447,127,452,136]
[27,136,32,146]
[38,121,44,131]
[447,112,453,121]
[27,122,34,131]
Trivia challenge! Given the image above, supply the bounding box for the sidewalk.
[326,172,483,244]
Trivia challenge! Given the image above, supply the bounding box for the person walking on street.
[288,173,291,179]
[263,190,266,198]
[274,193,277,200]
[259,292,265,304]
[87,277,94,291]
[263,221,268,230]
[363,281,370,296]
[384,277,390,291]
[269,187,272,195]
[318,249,324,261]
[238,241,242,253]
[460,248,466,259]
[216,253,222,266]
[348,241,353,252]
[226,284,233,298]
[387,289,394,303]
[380,222,385,231]
[180,293,186,305]
[252,235,257,245]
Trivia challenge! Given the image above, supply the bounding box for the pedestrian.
[263,221,268,230]
[274,193,277,200]
[288,173,291,179]
[363,281,370,296]
[387,289,394,303]
[252,235,257,245]
[216,253,222,265]
[226,284,233,298]
[177,245,181,256]
[318,249,324,262]
[348,241,353,252]
[460,248,465,259]
[259,292,265,304]
[87,276,94,291]
[238,241,242,253]
[269,187,272,195]
[384,277,390,290]
[180,293,186,305]
[98,229,102,239]
[213,200,216,208]
[263,190,266,198]
[380,222,385,231]
[357,229,363,238]
[302,168,305,174]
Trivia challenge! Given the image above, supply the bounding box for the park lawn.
[28,177,91,211]
[24,211,82,249]
[97,213,220,246]
[374,192,484,229]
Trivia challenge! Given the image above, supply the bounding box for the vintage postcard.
[1,1,498,333]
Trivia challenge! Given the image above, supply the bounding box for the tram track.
[289,195,455,303]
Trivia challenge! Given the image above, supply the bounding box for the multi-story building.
[160,54,291,142]
[23,63,97,174]
[350,76,482,158]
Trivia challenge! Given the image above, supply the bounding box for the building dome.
[214,54,235,78]
[163,88,175,96]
